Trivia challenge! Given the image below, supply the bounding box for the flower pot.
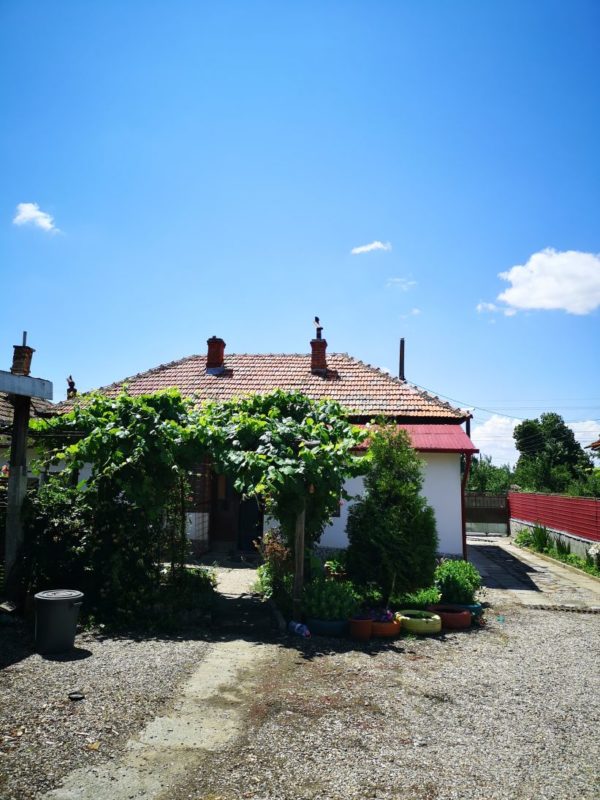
[427,604,472,630]
[371,619,401,638]
[306,618,348,637]
[349,617,373,641]
[451,602,483,618]
[396,609,442,635]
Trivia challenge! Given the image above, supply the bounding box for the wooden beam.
[292,503,306,621]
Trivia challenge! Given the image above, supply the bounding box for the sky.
[1,1,599,465]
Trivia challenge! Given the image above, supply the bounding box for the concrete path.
[467,535,600,610]
[44,565,274,800]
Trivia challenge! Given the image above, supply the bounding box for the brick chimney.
[11,332,34,376]
[310,339,328,375]
[206,336,226,374]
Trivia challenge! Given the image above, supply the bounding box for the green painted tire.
[396,609,442,635]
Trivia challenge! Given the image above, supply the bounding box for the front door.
[237,498,263,552]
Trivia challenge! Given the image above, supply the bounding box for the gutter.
[461,453,473,561]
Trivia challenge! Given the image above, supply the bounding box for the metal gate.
[465,492,509,535]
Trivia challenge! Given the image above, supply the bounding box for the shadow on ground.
[468,542,542,591]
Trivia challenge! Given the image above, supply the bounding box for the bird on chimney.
[314,316,323,340]
[66,375,77,399]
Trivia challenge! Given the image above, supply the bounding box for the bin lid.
[35,590,84,601]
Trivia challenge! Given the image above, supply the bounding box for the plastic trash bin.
[34,590,84,655]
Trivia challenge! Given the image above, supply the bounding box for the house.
[59,328,477,557]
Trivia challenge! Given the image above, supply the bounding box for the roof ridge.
[349,357,463,416]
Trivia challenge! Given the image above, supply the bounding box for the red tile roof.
[58,352,467,421]
[355,424,478,453]
[0,392,55,429]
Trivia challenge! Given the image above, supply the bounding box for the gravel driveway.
[177,590,600,800]
[2,556,599,800]
[0,624,210,800]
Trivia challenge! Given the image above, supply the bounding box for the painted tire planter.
[427,604,472,630]
[396,609,442,635]
[453,602,483,618]
[371,620,401,638]
[349,617,373,641]
[306,618,347,637]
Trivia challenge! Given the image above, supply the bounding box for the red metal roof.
[355,423,478,453]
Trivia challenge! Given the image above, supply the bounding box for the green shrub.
[514,528,534,547]
[434,560,481,604]
[346,427,438,601]
[555,537,571,557]
[303,577,360,621]
[531,524,550,552]
[391,586,441,608]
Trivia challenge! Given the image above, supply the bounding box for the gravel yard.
[2,562,599,800]
[176,591,600,800]
[0,623,210,800]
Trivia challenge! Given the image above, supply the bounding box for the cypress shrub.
[346,427,438,602]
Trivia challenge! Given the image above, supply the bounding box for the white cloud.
[13,202,59,233]
[471,415,520,467]
[400,307,421,319]
[471,414,600,467]
[478,248,600,316]
[476,302,499,313]
[387,277,416,291]
[568,420,600,450]
[351,240,392,255]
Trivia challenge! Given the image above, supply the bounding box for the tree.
[467,455,513,493]
[345,427,438,602]
[195,390,366,617]
[27,390,205,620]
[513,412,593,494]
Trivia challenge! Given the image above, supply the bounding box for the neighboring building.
[0,393,55,475]
[58,329,477,556]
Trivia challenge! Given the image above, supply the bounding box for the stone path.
[43,565,274,800]
[467,535,600,610]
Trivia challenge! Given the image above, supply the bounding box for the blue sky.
[1,1,599,464]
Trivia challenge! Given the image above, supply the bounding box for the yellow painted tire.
[396,609,442,635]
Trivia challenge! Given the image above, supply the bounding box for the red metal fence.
[508,492,600,543]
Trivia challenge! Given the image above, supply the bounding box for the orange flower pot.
[349,618,373,641]
[371,619,401,638]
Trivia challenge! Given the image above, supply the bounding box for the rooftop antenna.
[314,316,323,340]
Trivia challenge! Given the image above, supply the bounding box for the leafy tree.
[345,427,438,602]
[467,455,513,493]
[26,390,206,621]
[194,390,365,549]
[513,412,593,493]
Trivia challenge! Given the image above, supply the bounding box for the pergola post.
[1,334,52,598]
[292,503,306,620]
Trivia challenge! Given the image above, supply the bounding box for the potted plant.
[349,613,373,641]
[430,560,483,623]
[303,577,359,636]
[370,608,401,638]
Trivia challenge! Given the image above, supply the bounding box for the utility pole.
[1,334,52,598]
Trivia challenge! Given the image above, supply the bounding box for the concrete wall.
[510,518,592,559]
[317,452,463,555]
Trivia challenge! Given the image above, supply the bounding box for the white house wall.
[318,453,463,555]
